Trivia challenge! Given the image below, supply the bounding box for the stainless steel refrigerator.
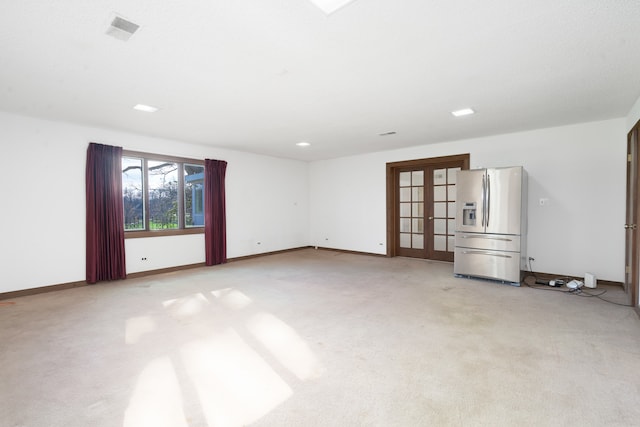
[454,166,527,285]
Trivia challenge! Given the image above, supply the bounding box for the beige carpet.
[1,248,639,427]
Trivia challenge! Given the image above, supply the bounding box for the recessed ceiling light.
[308,0,357,15]
[133,104,159,113]
[296,141,311,147]
[451,108,475,117]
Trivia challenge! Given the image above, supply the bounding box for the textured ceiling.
[1,0,639,161]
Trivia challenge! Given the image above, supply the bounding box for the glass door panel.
[397,168,426,254]
[428,166,461,261]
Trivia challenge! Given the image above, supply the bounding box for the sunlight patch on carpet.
[180,329,292,426]
[211,288,253,309]
[123,357,188,427]
[163,293,210,318]
[247,312,325,381]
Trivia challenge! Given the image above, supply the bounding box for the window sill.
[125,227,204,239]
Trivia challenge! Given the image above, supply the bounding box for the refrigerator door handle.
[481,174,486,227]
[486,174,491,227]
[459,235,513,242]
[461,250,512,258]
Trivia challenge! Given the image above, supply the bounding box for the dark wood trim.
[125,227,204,239]
[0,280,88,300]
[0,248,312,300]
[524,270,623,287]
[386,154,471,169]
[125,262,207,279]
[386,163,396,257]
[386,153,470,258]
[594,279,625,288]
[315,247,387,258]
[2,249,626,302]
[627,120,640,308]
[226,246,313,262]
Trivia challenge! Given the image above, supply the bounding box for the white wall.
[626,94,640,131]
[1,110,630,293]
[0,111,309,293]
[310,119,627,282]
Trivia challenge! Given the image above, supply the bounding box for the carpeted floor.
[1,248,639,427]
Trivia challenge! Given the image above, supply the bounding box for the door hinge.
[626,265,630,274]
[628,153,632,162]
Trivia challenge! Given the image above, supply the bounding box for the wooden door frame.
[626,121,640,314]
[386,153,470,257]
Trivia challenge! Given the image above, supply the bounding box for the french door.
[387,154,470,261]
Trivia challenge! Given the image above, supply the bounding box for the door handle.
[481,175,486,227]
[459,235,512,242]
[486,174,490,227]
[625,224,637,230]
[462,250,512,258]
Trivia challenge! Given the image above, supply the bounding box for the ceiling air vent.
[105,15,140,41]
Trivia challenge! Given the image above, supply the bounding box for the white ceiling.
[1,0,639,161]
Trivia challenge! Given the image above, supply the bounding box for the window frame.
[123,150,205,239]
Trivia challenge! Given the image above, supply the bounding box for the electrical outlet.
[539,198,549,206]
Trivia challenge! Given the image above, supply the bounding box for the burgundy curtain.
[204,159,228,266]
[86,143,126,283]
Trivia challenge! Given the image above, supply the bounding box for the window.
[122,157,144,230]
[184,164,205,227]
[122,151,205,236]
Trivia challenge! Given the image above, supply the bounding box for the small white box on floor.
[584,272,597,288]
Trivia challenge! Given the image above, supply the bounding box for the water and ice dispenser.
[462,202,476,226]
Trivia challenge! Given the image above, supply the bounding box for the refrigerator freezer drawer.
[454,247,522,284]
[455,232,521,252]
